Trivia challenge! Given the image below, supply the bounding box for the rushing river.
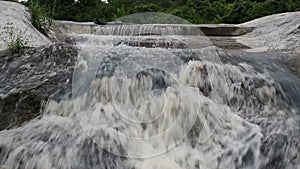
[0,13,300,169]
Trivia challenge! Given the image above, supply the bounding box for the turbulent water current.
[0,14,300,169]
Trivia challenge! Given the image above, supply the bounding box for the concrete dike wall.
[56,21,255,36]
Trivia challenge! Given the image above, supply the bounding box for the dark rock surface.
[93,19,107,25]
[199,25,255,36]
[0,43,77,130]
[288,55,300,78]
[115,37,188,49]
[209,36,250,50]
[47,22,74,44]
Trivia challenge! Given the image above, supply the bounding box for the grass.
[29,0,52,36]
[0,21,30,53]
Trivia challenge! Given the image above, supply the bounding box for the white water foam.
[1,12,299,169]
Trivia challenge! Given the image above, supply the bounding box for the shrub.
[114,4,127,19]
[0,21,30,53]
[29,0,52,36]
[168,5,205,24]
[130,3,162,13]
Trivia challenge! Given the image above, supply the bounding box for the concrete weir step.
[198,24,255,36]
[56,21,255,36]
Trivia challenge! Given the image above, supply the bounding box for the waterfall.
[0,13,299,169]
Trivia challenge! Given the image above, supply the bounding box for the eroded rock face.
[0,43,77,130]
[0,1,51,50]
[289,56,300,78]
[238,12,300,52]
[116,37,188,49]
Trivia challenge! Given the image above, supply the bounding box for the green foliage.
[19,0,300,24]
[223,0,253,23]
[168,5,204,24]
[114,4,127,19]
[0,22,30,53]
[7,35,28,53]
[130,3,162,13]
[29,0,52,35]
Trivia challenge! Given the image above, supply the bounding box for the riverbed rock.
[0,43,77,130]
[0,1,51,50]
[116,37,188,49]
[288,55,300,78]
[237,12,300,52]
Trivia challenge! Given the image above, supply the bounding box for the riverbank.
[1,1,299,53]
[0,0,300,130]
[237,12,300,53]
[1,2,300,169]
[0,1,51,50]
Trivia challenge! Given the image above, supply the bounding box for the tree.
[22,0,300,24]
[223,0,253,23]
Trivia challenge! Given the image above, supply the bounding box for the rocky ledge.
[0,43,77,130]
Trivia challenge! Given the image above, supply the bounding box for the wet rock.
[133,33,162,36]
[47,22,73,44]
[288,56,300,78]
[96,54,123,79]
[116,37,188,49]
[260,134,291,169]
[93,19,107,25]
[133,68,177,91]
[209,37,250,50]
[182,63,212,97]
[0,1,51,50]
[172,50,202,63]
[0,43,77,130]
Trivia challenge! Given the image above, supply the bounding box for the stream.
[0,14,299,169]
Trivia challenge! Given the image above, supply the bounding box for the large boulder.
[116,37,188,49]
[0,43,77,130]
[0,1,51,50]
[287,54,300,78]
[237,12,300,52]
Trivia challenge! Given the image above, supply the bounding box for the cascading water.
[0,13,299,169]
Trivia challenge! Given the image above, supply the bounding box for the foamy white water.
[0,13,299,169]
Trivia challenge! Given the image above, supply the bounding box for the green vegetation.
[0,22,31,53]
[19,0,300,24]
[28,0,52,35]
